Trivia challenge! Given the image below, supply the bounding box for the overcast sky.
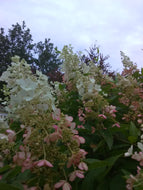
[1,0,143,71]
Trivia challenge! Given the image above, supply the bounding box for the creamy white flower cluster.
[60,45,103,99]
[0,56,55,118]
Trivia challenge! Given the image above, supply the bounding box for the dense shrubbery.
[0,46,143,190]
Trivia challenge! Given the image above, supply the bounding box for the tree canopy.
[0,21,62,81]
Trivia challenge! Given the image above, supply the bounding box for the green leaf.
[86,159,107,170]
[0,165,10,174]
[16,169,32,182]
[0,183,20,190]
[100,129,113,150]
[128,136,137,143]
[128,122,140,143]
[2,166,21,181]
[96,180,109,190]
[86,154,121,171]
[59,83,66,90]
[81,167,106,190]
[129,122,140,136]
[109,173,126,190]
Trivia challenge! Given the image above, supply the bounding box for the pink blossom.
[69,170,84,181]
[98,114,107,119]
[52,109,61,121]
[79,149,88,156]
[72,135,85,146]
[23,127,32,144]
[138,114,142,117]
[67,149,88,168]
[85,107,92,113]
[112,123,120,128]
[6,129,16,142]
[137,119,142,124]
[132,152,143,166]
[77,125,85,129]
[44,126,62,144]
[65,115,73,127]
[65,115,73,122]
[20,124,25,129]
[34,159,53,167]
[13,151,33,172]
[54,180,71,190]
[78,162,88,171]
[104,105,117,117]
[79,116,85,122]
[91,127,95,134]
[50,132,62,142]
[70,122,78,134]
[137,166,141,174]
[78,109,85,123]
[21,158,33,172]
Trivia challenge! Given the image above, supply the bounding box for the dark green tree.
[0,21,35,75]
[0,28,11,75]
[82,44,115,77]
[8,21,35,65]
[35,38,62,81]
[0,21,63,81]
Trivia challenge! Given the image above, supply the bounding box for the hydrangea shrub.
[0,46,143,190]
